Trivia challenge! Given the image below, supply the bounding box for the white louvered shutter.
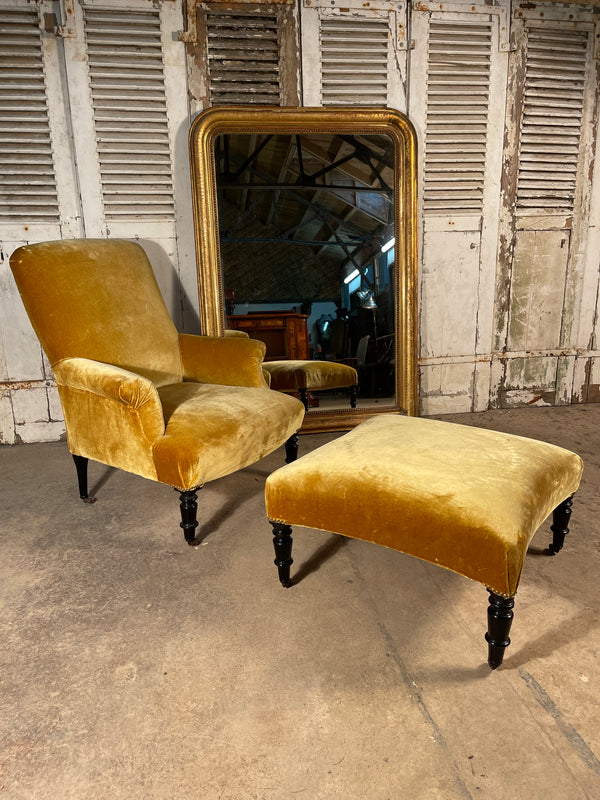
[320,16,390,105]
[301,2,406,110]
[423,19,492,214]
[410,5,509,414]
[516,27,590,213]
[206,9,282,105]
[0,7,59,225]
[83,7,175,222]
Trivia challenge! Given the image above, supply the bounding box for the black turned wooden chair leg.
[285,433,299,463]
[298,388,309,412]
[72,454,95,504]
[350,385,357,408]
[271,521,293,587]
[177,488,201,546]
[549,495,573,555]
[485,591,515,669]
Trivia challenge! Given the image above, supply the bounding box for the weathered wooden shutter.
[409,4,509,414]
[0,6,59,224]
[205,8,281,105]
[495,8,599,411]
[83,6,175,221]
[516,27,590,213]
[301,1,407,110]
[423,19,493,214]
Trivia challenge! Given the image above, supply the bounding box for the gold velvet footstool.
[265,415,583,668]
[263,360,358,411]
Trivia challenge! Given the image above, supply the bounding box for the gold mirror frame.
[189,106,418,431]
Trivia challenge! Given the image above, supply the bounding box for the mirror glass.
[188,107,418,431]
[216,131,397,413]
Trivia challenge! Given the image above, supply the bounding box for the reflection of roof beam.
[299,138,393,201]
[221,236,366,247]
[222,182,390,227]
[267,143,296,226]
[218,139,388,272]
[219,183,391,194]
[316,205,362,259]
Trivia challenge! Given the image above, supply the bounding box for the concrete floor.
[0,405,599,799]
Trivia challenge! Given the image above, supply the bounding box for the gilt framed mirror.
[189,106,418,432]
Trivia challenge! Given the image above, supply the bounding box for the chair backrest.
[9,239,183,386]
[328,318,348,358]
[355,334,370,366]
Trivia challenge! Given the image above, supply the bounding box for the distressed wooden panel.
[13,416,65,444]
[420,229,480,358]
[11,384,50,425]
[555,355,576,406]
[505,355,557,389]
[419,361,475,414]
[507,229,569,352]
[47,385,63,421]
[0,257,44,382]
[585,357,600,404]
[499,355,558,407]
[0,388,14,445]
[571,356,590,404]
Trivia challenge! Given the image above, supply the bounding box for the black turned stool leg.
[271,521,293,587]
[177,488,201,546]
[485,591,515,669]
[549,495,573,555]
[72,454,95,504]
[285,433,299,463]
[298,388,309,412]
[350,386,357,408]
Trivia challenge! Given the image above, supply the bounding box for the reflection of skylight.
[381,236,395,253]
[348,274,361,294]
[343,268,360,285]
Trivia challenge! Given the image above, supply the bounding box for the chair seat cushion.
[265,414,583,596]
[264,360,358,392]
[153,382,305,489]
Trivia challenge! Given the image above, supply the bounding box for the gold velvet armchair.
[9,239,305,544]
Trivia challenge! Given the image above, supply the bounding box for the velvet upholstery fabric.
[265,415,583,597]
[264,360,358,392]
[154,382,304,489]
[10,238,183,387]
[179,334,269,388]
[9,239,305,491]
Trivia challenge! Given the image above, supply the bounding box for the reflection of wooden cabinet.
[227,312,309,361]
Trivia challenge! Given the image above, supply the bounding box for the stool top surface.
[263,360,358,390]
[265,414,583,595]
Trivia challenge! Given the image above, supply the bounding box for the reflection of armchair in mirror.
[189,106,418,431]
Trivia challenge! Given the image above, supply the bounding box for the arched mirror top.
[189,106,418,429]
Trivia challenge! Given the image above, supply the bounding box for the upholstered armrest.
[178,333,269,388]
[53,357,161,408]
[52,357,166,447]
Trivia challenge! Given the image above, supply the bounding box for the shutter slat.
[84,8,174,222]
[0,9,59,223]
[516,26,589,212]
[424,19,492,213]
